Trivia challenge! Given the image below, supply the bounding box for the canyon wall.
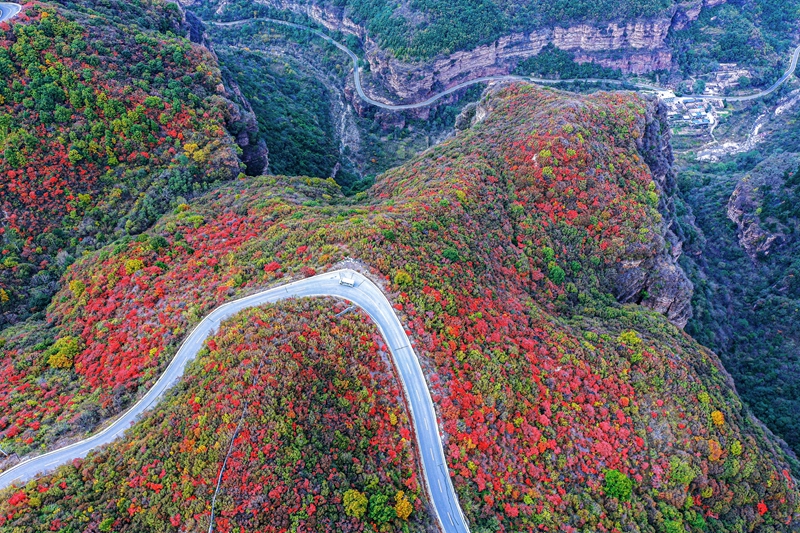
[219,0,728,104]
[457,87,694,328]
[622,97,694,328]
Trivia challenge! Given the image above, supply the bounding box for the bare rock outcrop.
[184,10,269,175]
[727,175,785,259]
[616,97,694,328]
[552,20,671,51]
[670,0,727,31]
[237,0,726,106]
[457,87,695,328]
[723,153,800,260]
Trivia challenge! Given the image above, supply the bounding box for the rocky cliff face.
[218,90,270,176]
[363,23,674,101]
[671,0,728,31]
[237,0,725,104]
[185,9,269,175]
[618,98,694,328]
[727,171,788,260]
[457,88,694,328]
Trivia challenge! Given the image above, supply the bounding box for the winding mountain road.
[0,270,470,533]
[0,2,21,22]
[210,17,800,109]
[3,10,798,531]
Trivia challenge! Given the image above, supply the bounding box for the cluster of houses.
[664,98,719,132]
[703,63,752,95]
[659,63,751,135]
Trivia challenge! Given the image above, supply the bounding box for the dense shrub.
[0,0,247,321]
[603,469,633,501]
[1,85,797,531]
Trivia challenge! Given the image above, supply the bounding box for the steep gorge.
[4,83,798,532]
[185,0,726,105]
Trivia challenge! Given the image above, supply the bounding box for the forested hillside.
[678,149,800,463]
[0,0,260,324]
[217,47,341,180]
[670,0,800,84]
[196,0,675,60]
[194,0,800,85]
[2,84,797,532]
[1,300,432,532]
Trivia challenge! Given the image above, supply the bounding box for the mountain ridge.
[2,82,797,531]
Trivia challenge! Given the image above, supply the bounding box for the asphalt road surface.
[0,270,470,533]
[0,2,21,22]
[212,17,800,109]
[691,44,800,102]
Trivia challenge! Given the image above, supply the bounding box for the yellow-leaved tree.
[394,491,413,521]
[47,336,81,369]
[343,489,367,519]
